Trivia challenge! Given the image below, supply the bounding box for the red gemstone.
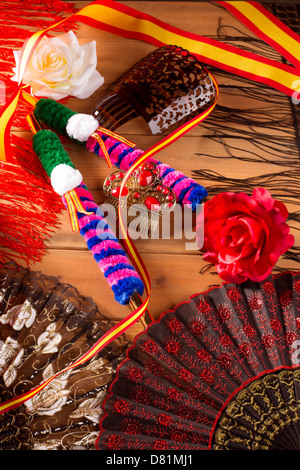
[104,180,110,186]
[162,188,170,195]
[140,162,155,171]
[166,194,173,201]
[145,196,161,212]
[117,172,124,179]
[156,185,163,192]
[111,187,120,197]
[111,186,128,198]
[121,187,128,197]
[110,174,116,181]
[138,170,153,187]
[146,163,155,170]
[134,192,140,199]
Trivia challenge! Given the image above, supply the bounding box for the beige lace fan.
[0,262,130,450]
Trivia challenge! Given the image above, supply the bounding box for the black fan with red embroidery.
[97,271,300,450]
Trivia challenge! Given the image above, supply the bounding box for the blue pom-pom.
[188,185,208,211]
[112,276,145,305]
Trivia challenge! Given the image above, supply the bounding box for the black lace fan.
[97,271,300,450]
[0,262,130,450]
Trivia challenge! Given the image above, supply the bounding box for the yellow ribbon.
[222,1,300,67]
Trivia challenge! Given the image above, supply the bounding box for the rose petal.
[272,200,289,220]
[33,87,69,100]
[72,69,104,99]
[11,30,103,100]
[252,188,274,210]
[51,31,78,49]
[80,41,97,67]
[202,250,218,264]
[216,262,248,284]
[202,189,294,284]
[219,218,251,245]
[218,242,257,264]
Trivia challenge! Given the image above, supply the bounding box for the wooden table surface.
[18,1,300,340]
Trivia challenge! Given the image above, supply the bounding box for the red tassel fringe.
[0,0,78,128]
[1,134,64,265]
[0,1,76,266]
[0,156,63,266]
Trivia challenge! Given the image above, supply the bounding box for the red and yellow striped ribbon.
[90,127,136,168]
[21,90,38,108]
[0,88,22,162]
[64,188,95,232]
[218,1,300,70]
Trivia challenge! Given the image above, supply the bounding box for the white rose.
[11,31,104,100]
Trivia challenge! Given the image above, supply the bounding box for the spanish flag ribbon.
[0,0,299,413]
[64,188,95,232]
[0,88,22,162]
[74,0,300,97]
[90,127,136,168]
[218,1,300,70]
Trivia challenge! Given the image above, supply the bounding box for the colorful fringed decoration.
[33,98,208,210]
[32,128,144,305]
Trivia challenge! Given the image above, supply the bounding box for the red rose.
[201,188,294,283]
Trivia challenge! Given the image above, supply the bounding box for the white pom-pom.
[50,164,83,196]
[66,113,99,142]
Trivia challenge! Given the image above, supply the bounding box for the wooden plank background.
[16,1,300,339]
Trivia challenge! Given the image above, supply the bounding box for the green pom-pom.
[33,129,75,177]
[34,98,77,135]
